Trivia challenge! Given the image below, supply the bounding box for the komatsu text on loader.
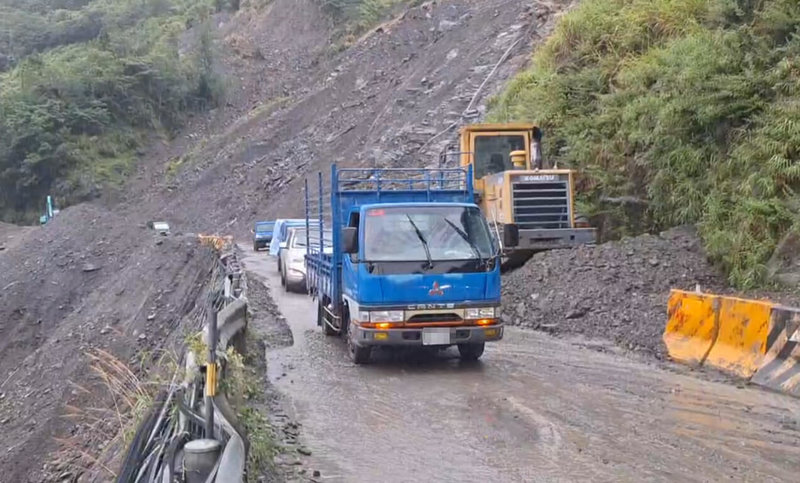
[444,123,596,271]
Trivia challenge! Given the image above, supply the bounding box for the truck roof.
[359,201,477,210]
[459,123,536,134]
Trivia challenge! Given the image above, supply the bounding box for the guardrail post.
[205,304,218,439]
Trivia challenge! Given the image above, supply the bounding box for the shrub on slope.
[489,0,800,288]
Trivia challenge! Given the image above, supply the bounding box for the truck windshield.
[474,134,526,178]
[364,206,495,262]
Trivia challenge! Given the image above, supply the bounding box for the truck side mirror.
[503,224,519,248]
[342,227,358,254]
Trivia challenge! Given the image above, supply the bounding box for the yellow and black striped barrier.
[664,289,800,397]
[751,306,800,397]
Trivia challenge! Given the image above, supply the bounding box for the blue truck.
[304,165,503,364]
[252,221,276,251]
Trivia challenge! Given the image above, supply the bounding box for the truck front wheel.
[458,343,485,361]
[349,340,372,365]
[345,310,371,364]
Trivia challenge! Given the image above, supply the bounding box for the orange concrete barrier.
[704,296,772,378]
[664,290,800,398]
[663,290,719,367]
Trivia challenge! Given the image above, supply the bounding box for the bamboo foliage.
[489,0,800,287]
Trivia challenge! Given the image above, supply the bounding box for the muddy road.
[240,247,800,482]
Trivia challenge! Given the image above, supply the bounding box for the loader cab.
[458,123,541,194]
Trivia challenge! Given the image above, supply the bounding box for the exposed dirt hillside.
[0,206,214,482]
[126,0,574,237]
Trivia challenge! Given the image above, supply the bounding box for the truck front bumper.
[350,323,504,348]
[512,227,596,251]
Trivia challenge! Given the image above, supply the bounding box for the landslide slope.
[0,206,214,482]
[127,0,576,236]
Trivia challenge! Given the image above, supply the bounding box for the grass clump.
[222,333,279,482]
[489,0,800,288]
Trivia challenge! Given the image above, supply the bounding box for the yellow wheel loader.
[442,123,596,272]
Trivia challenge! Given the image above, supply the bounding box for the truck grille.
[407,313,462,324]
[511,175,571,230]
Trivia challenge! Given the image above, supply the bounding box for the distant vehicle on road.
[270,218,306,271]
[252,220,275,251]
[305,165,504,364]
[150,221,170,235]
[279,227,332,293]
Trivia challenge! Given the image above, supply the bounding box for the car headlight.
[362,310,404,322]
[465,307,497,319]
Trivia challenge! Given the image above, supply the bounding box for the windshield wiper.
[442,218,485,268]
[406,215,434,270]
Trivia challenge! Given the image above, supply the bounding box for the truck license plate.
[422,328,451,346]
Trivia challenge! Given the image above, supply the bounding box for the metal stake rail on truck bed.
[304,164,503,364]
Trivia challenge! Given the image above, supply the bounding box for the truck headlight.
[366,310,404,323]
[465,307,497,319]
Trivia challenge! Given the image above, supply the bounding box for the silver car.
[279,227,332,293]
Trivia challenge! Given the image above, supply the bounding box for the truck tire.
[457,343,485,361]
[350,343,372,365]
[253,242,258,252]
[344,308,370,364]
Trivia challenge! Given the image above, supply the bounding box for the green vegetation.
[224,333,278,482]
[489,0,800,287]
[0,0,234,222]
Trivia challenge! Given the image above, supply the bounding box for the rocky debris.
[0,204,215,482]
[502,226,727,360]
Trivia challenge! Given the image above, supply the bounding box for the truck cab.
[252,220,275,251]
[305,165,503,364]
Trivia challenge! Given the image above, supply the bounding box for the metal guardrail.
[117,240,249,483]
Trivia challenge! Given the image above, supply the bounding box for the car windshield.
[292,230,332,249]
[256,222,274,232]
[363,206,495,262]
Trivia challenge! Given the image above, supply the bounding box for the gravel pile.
[501,226,727,360]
